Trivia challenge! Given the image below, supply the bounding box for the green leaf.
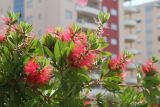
[44,46,54,59]
[101,59,110,78]
[54,40,61,63]
[103,76,121,91]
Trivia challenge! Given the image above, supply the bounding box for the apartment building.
[123,0,141,84]
[0,0,77,36]
[102,0,119,57]
[122,0,160,84]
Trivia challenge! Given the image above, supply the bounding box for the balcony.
[127,63,136,70]
[157,24,160,29]
[76,5,99,16]
[124,7,139,13]
[124,20,137,27]
[157,13,160,18]
[77,20,97,30]
[124,34,137,42]
[128,49,140,55]
[125,77,137,84]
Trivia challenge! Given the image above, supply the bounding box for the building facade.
[102,0,119,57]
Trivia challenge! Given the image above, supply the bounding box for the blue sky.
[124,0,158,6]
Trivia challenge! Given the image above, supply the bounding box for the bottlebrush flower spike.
[24,60,39,75]
[69,44,86,61]
[62,28,73,42]
[0,34,6,42]
[78,52,95,68]
[37,65,52,85]
[76,0,88,6]
[74,33,87,46]
[26,72,38,86]
[1,16,11,25]
[24,59,53,86]
[141,60,157,74]
[109,55,129,71]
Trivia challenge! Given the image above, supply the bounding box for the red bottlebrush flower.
[62,28,73,42]
[26,72,38,86]
[2,16,11,25]
[69,44,86,61]
[0,34,6,42]
[141,60,157,74]
[74,33,87,46]
[76,0,88,6]
[78,52,95,68]
[84,100,91,105]
[25,61,52,86]
[37,66,52,85]
[109,55,129,71]
[24,60,39,75]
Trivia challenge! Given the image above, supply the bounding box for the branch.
[119,84,141,88]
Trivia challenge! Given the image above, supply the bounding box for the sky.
[124,0,158,6]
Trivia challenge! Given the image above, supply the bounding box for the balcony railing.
[77,20,97,30]
[76,5,99,16]
[127,63,136,70]
[125,34,137,42]
[124,19,137,27]
[125,77,137,84]
[128,49,140,55]
[124,7,139,13]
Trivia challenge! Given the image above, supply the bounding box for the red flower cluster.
[62,28,73,42]
[63,29,95,69]
[0,34,6,42]
[24,60,52,86]
[2,16,11,25]
[141,60,157,74]
[109,55,129,71]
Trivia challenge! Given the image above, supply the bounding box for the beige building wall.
[119,0,124,53]
[0,0,13,16]
[0,0,77,36]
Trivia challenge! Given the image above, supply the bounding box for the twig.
[119,84,141,88]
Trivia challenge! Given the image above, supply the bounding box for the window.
[104,37,108,42]
[157,14,160,19]
[158,36,160,42]
[111,38,117,45]
[111,23,118,31]
[110,8,117,16]
[136,28,141,34]
[27,0,33,8]
[157,24,160,29]
[102,6,108,13]
[65,10,72,19]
